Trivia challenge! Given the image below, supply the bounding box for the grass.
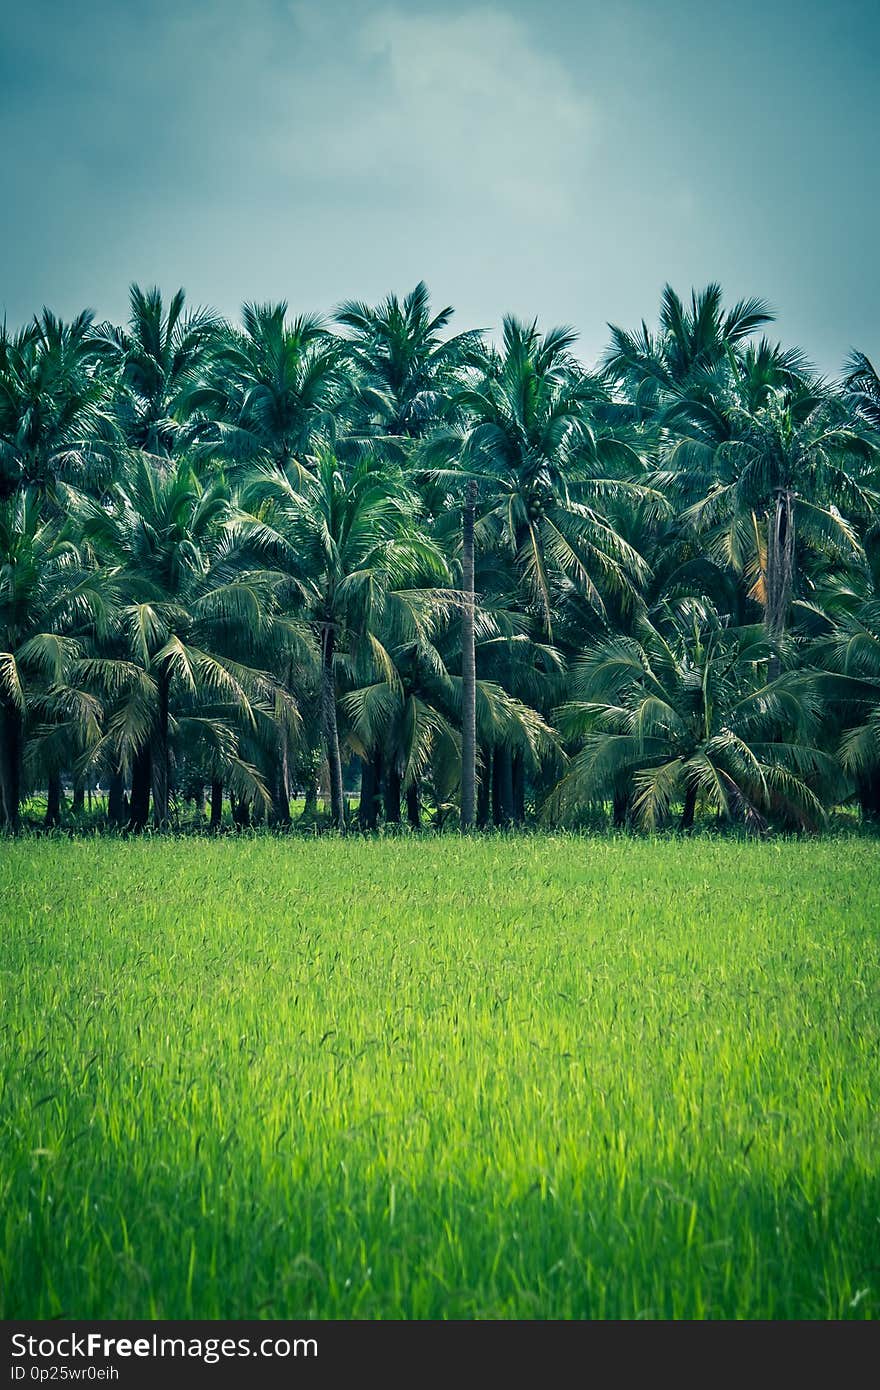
[1,832,878,1319]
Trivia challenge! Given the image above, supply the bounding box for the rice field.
[1,833,878,1319]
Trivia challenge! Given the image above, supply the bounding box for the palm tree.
[0,491,112,828]
[603,283,776,415]
[200,303,345,471]
[843,351,880,431]
[423,317,654,818]
[795,529,880,820]
[669,382,878,673]
[78,453,291,827]
[449,317,653,633]
[92,285,222,458]
[0,310,112,500]
[235,450,449,830]
[460,476,478,827]
[547,601,838,832]
[335,281,481,443]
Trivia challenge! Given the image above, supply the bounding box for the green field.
[1,834,878,1319]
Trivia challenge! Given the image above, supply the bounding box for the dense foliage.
[2,281,879,833]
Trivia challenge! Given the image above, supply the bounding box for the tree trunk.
[230,793,251,829]
[270,748,291,827]
[460,477,478,829]
[0,704,22,831]
[491,748,502,828]
[766,489,794,681]
[108,769,126,828]
[152,666,171,828]
[406,781,421,830]
[209,779,223,830]
[512,750,525,826]
[857,773,880,823]
[385,765,402,824]
[494,744,514,827]
[303,778,318,818]
[612,787,630,829]
[680,781,698,832]
[128,744,152,830]
[44,771,62,828]
[476,747,490,829]
[321,626,345,831]
[359,754,381,831]
[71,782,85,815]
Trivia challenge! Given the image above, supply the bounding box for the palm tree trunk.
[857,774,880,823]
[460,478,478,829]
[128,745,152,830]
[44,771,62,828]
[491,748,501,827]
[71,781,85,815]
[512,751,525,826]
[321,626,345,831]
[108,768,126,828]
[491,747,515,827]
[680,782,698,832]
[302,778,318,818]
[270,747,291,826]
[385,765,402,824]
[152,666,171,828]
[406,781,421,829]
[359,754,380,830]
[766,489,794,681]
[476,747,490,828]
[0,704,22,831]
[612,787,630,829]
[209,779,223,830]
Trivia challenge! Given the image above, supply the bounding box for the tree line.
[1,280,879,834]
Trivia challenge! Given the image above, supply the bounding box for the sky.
[1,0,877,375]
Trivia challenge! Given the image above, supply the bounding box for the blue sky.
[1,0,877,373]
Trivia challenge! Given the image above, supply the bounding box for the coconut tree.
[603,282,777,416]
[422,317,654,818]
[335,281,481,445]
[793,528,880,819]
[668,382,879,674]
[843,351,880,431]
[91,285,222,458]
[445,318,654,633]
[198,303,346,472]
[0,310,113,501]
[77,452,293,827]
[547,600,839,832]
[0,491,114,828]
[235,450,450,830]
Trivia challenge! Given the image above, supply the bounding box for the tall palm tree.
[795,529,880,819]
[423,318,654,818]
[547,601,838,832]
[235,450,449,830]
[450,317,652,633]
[603,282,776,415]
[0,310,112,500]
[0,491,112,828]
[200,303,345,471]
[92,285,222,458]
[669,382,878,673]
[335,281,481,443]
[78,453,291,827]
[843,351,880,431]
[460,476,478,827]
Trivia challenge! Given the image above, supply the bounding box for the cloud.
[279,4,593,219]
